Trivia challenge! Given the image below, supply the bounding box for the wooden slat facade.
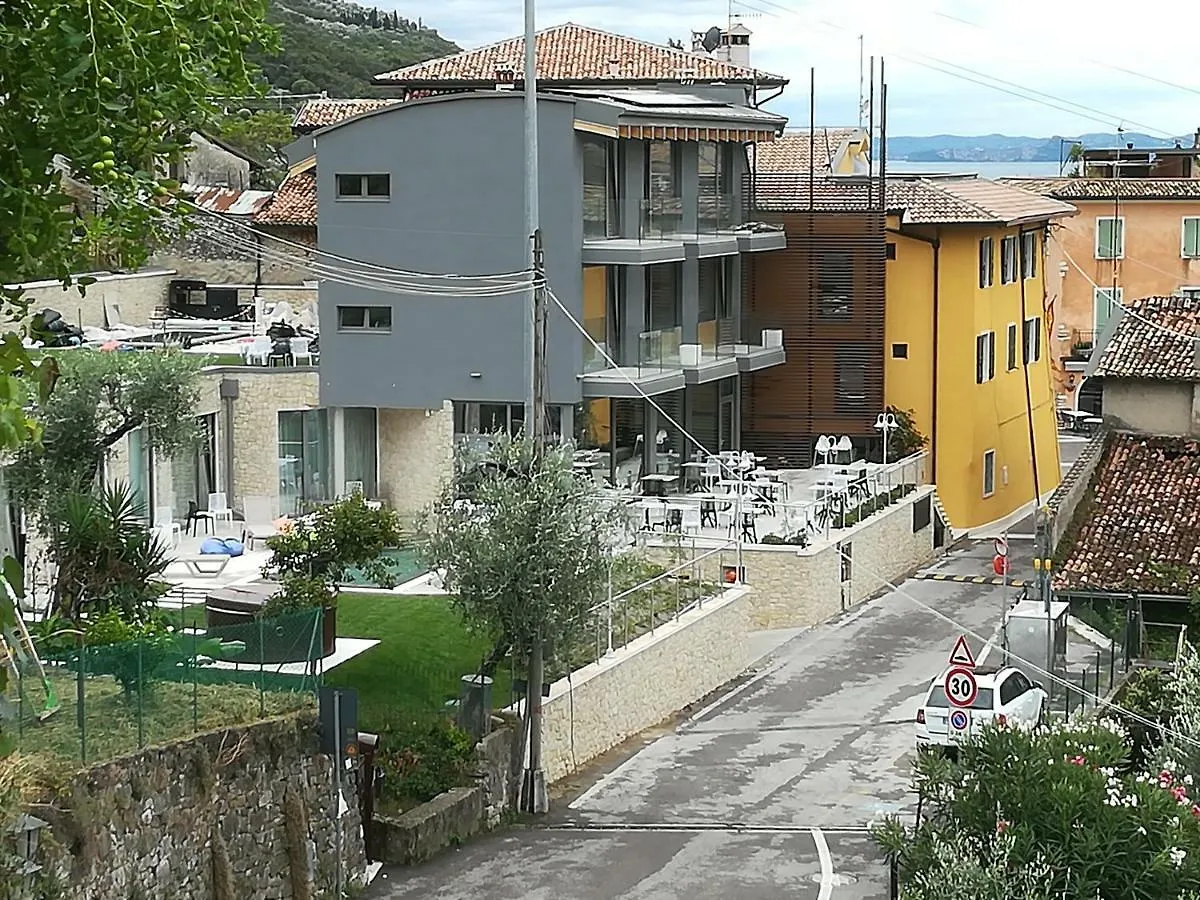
[741,176,887,467]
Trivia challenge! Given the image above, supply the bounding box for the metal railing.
[1064,328,1096,361]
[638,326,682,369]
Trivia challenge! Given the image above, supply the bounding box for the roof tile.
[752,128,861,174]
[375,23,785,86]
[999,177,1200,201]
[252,170,316,227]
[1094,294,1200,381]
[292,98,402,134]
[1054,433,1200,594]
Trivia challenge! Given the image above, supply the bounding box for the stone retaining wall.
[28,711,365,900]
[646,487,936,630]
[538,585,752,784]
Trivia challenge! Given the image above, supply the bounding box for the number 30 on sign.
[944,666,978,708]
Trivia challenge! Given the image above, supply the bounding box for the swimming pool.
[341,547,429,588]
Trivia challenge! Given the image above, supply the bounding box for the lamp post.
[874,411,898,464]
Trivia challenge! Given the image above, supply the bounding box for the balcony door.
[582,136,618,239]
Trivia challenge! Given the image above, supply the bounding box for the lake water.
[887,160,1065,178]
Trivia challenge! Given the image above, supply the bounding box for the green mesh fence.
[9,608,322,765]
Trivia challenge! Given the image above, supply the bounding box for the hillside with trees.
[254,0,459,97]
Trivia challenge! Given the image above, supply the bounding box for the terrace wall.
[645,486,936,629]
[536,585,752,784]
[27,712,366,900]
[14,268,174,328]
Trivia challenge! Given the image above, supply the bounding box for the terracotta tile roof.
[374,23,786,87]
[751,174,1076,225]
[1093,294,1200,381]
[252,169,316,227]
[999,177,1200,201]
[1054,433,1200,595]
[752,128,861,174]
[292,98,402,134]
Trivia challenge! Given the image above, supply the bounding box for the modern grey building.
[313,85,789,484]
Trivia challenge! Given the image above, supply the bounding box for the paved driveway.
[367,540,1014,900]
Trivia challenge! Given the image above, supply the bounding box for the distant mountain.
[252,0,459,97]
[886,132,1192,163]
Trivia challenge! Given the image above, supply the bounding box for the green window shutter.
[1185,219,1200,257]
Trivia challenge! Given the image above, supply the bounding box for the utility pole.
[521,0,549,816]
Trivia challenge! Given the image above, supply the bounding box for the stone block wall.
[30,712,365,900]
[378,403,454,522]
[16,269,174,328]
[645,487,937,630]
[537,585,751,784]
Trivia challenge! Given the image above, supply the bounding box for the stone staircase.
[930,491,963,546]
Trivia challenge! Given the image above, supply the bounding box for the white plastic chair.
[836,436,853,464]
[241,494,280,550]
[153,506,181,548]
[244,337,271,366]
[681,506,702,533]
[815,435,831,466]
[290,337,312,365]
[207,492,234,527]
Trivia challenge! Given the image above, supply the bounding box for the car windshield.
[925,686,994,710]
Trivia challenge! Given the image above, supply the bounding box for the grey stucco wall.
[183,133,251,190]
[315,93,584,410]
[1103,379,1198,436]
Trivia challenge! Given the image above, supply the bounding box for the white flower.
[1170,847,1187,868]
[1186,775,1194,786]
[1137,826,1147,835]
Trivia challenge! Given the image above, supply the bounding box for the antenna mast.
[858,35,865,128]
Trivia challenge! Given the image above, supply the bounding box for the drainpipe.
[219,378,239,509]
[886,226,940,480]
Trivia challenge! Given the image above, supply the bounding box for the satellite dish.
[701,26,722,53]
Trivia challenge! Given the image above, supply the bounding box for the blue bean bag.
[200,537,245,557]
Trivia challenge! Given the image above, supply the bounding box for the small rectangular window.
[1000,236,1018,284]
[983,449,996,497]
[891,343,908,359]
[885,242,897,260]
[978,237,994,288]
[1094,287,1123,333]
[1006,323,1018,371]
[1096,217,1124,259]
[336,174,390,199]
[1184,217,1200,258]
[835,359,868,412]
[1021,232,1038,278]
[818,251,853,319]
[975,332,995,384]
[1022,317,1042,364]
[337,305,392,331]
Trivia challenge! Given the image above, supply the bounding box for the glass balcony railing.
[640,196,684,240]
[638,326,682,370]
[695,193,738,234]
[582,186,618,241]
[582,316,610,373]
[695,317,738,361]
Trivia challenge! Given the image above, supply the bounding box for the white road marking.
[813,826,835,900]
[684,654,790,725]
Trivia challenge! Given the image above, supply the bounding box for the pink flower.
[1069,755,1086,766]
[997,820,1010,834]
[1160,771,1175,787]
[1173,786,1189,802]
[1191,805,1200,819]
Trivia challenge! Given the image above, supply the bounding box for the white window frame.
[982,449,996,498]
[1180,286,1200,300]
[1092,287,1123,333]
[1183,217,1200,259]
[975,330,995,384]
[1000,235,1018,285]
[1095,216,1125,260]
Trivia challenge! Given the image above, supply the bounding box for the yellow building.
[883,175,1076,528]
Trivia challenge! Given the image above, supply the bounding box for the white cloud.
[379,0,1197,137]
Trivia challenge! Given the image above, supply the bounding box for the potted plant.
[259,495,403,657]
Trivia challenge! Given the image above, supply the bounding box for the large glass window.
[278,409,330,515]
[344,407,378,498]
[644,142,682,236]
[698,142,734,231]
[582,136,617,240]
[173,414,215,518]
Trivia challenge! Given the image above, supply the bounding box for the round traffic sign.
[994,537,1008,557]
[944,666,979,708]
[949,709,969,730]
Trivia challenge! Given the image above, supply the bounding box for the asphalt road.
[366,538,1025,900]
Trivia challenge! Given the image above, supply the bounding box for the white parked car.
[915,666,1047,748]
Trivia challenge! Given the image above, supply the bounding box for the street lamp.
[874,411,898,464]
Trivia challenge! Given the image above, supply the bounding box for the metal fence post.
[137,637,145,749]
[191,625,199,733]
[259,613,266,718]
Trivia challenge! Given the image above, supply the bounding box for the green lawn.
[325,593,511,730]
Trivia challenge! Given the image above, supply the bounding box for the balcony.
[680,318,740,384]
[733,318,787,373]
[581,195,687,266]
[579,325,685,399]
[582,316,610,374]
[1060,328,1096,372]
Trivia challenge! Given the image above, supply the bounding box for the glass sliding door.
[582,135,617,239]
[278,409,330,514]
[173,414,215,517]
[344,407,378,498]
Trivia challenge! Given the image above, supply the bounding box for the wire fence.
[1048,636,1121,720]
[8,607,322,765]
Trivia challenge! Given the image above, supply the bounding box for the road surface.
[366,539,1030,899]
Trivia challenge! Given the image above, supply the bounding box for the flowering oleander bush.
[876,718,1200,898]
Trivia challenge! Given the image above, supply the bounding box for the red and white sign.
[993,554,1010,577]
[994,537,1009,557]
[944,666,979,709]
[948,634,977,668]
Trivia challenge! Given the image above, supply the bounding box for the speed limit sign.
[944,666,979,708]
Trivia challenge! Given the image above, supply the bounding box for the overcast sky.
[382,0,1198,137]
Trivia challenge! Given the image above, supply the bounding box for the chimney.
[1194,128,1200,149]
[607,57,621,77]
[495,62,516,89]
[678,68,697,85]
[725,23,752,68]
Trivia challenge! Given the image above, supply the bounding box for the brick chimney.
[495,62,516,89]
[607,57,621,77]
